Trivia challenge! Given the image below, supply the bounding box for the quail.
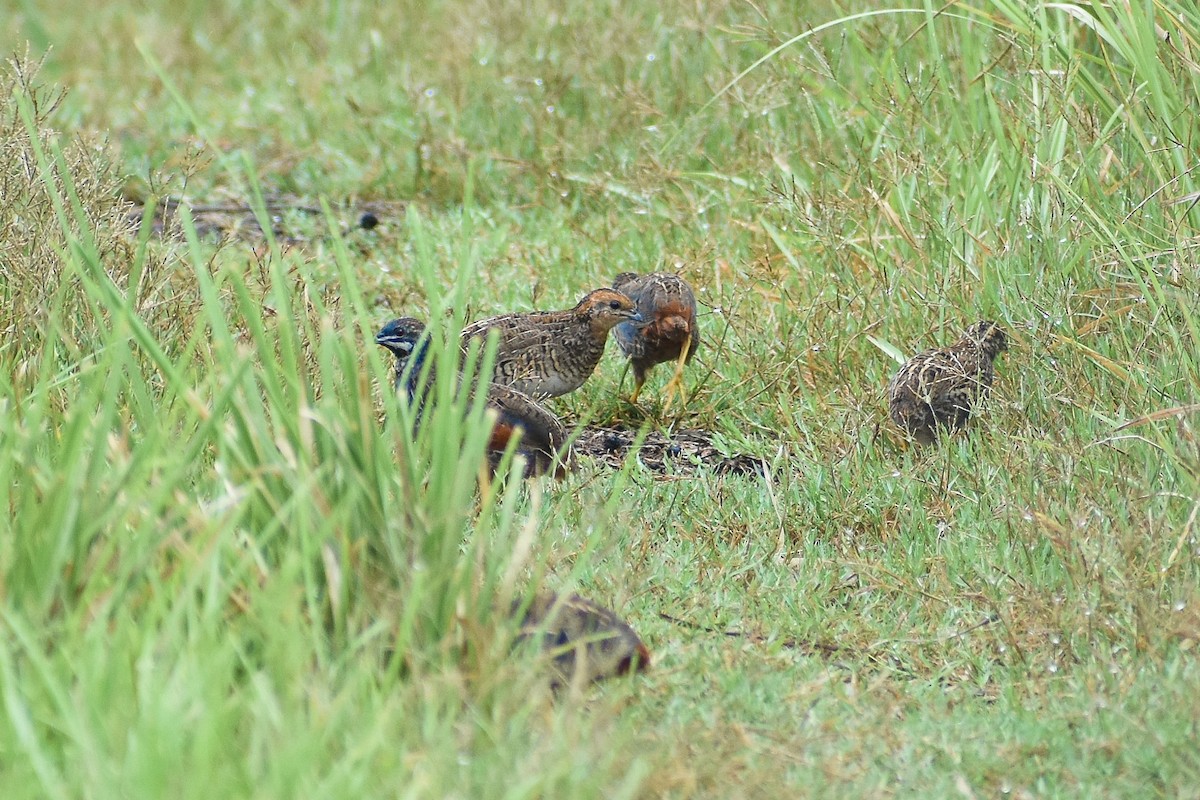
[611,272,701,404]
[514,592,651,686]
[375,317,571,478]
[460,288,640,399]
[887,320,1009,445]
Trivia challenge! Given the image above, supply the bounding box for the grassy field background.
[3,0,1200,796]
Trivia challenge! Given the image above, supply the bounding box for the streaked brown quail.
[460,288,640,399]
[375,317,571,478]
[887,320,1009,445]
[514,592,651,687]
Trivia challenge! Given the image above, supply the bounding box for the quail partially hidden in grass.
[375,317,571,478]
[460,288,640,399]
[611,272,701,405]
[887,320,1009,446]
[514,592,651,687]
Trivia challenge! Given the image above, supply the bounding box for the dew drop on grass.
[1175,600,1186,612]
[546,105,555,114]
[634,208,648,215]
[646,53,656,61]
[1051,634,1060,644]
[535,78,544,87]
[424,88,436,98]
[1048,662,1058,673]
[645,125,658,132]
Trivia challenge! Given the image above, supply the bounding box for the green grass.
[3,0,1200,796]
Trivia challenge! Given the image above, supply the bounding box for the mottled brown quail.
[460,288,640,399]
[887,320,1009,445]
[514,592,651,686]
[376,317,571,478]
[611,272,701,404]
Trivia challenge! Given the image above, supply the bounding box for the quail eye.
[609,300,621,310]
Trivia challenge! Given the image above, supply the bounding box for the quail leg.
[618,362,642,405]
[628,376,646,405]
[661,333,692,410]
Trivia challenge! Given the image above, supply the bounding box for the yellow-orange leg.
[619,361,643,405]
[661,333,692,412]
[628,378,645,405]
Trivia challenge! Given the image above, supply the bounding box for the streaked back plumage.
[375,316,570,477]
[460,288,639,398]
[513,592,651,687]
[887,320,1008,445]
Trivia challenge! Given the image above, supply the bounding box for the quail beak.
[374,332,414,357]
[628,311,645,325]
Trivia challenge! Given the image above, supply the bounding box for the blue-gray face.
[375,317,427,361]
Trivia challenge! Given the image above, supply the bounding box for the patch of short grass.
[3,1,1200,796]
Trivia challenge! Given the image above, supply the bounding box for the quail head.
[460,288,640,399]
[513,592,651,687]
[375,317,571,478]
[611,272,701,405]
[887,320,1009,446]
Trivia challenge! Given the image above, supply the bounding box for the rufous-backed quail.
[611,272,701,405]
